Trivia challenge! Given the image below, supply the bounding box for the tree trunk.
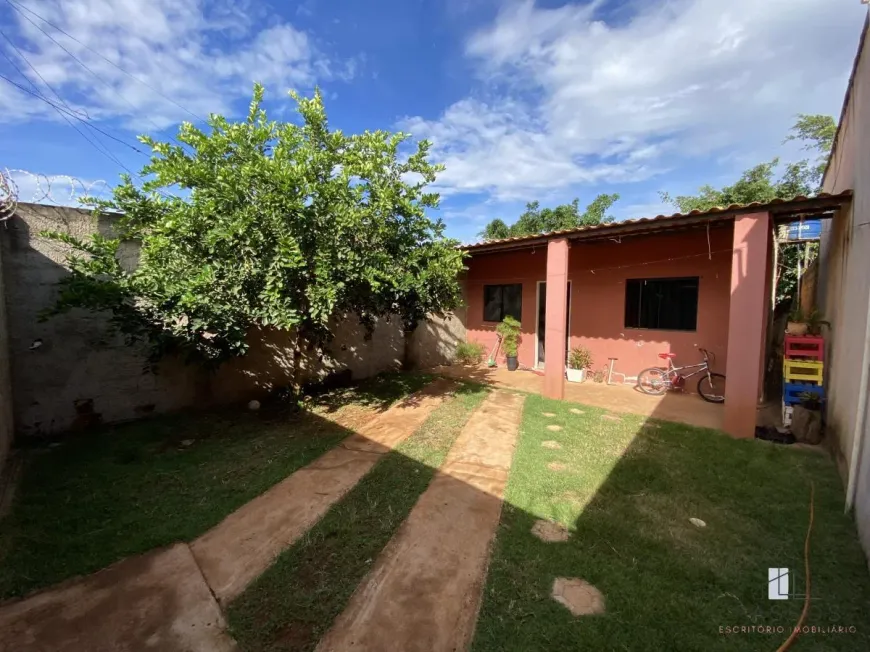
[402,328,415,371]
[292,329,303,398]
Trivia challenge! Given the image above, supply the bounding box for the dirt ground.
[315,390,525,652]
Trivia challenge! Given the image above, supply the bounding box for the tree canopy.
[478,194,619,241]
[44,85,465,382]
[660,114,835,304]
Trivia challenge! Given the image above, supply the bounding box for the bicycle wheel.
[637,367,669,395]
[697,372,726,403]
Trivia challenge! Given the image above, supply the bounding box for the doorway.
[535,281,572,369]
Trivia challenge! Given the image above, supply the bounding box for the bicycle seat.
[658,353,677,359]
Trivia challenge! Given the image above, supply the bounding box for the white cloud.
[0,0,348,129]
[403,0,865,201]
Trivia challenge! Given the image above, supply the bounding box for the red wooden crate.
[784,335,824,361]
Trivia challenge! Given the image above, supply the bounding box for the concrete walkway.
[0,379,452,652]
[191,377,453,604]
[316,389,525,652]
[0,544,235,652]
[436,363,724,430]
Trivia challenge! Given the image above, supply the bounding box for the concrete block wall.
[819,14,870,562]
[0,231,13,473]
[1,204,208,436]
[0,203,465,438]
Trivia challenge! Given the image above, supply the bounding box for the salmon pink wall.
[465,224,734,378]
[465,248,546,366]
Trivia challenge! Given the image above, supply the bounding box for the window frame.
[482,283,523,323]
[624,276,700,332]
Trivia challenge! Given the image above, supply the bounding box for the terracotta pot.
[786,321,809,336]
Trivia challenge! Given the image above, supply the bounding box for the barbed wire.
[0,168,18,221]
[0,168,110,210]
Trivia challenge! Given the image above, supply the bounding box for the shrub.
[455,341,486,365]
[568,346,593,370]
[496,316,522,357]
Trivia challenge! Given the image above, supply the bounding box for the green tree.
[479,194,619,241]
[660,114,835,304]
[785,113,836,183]
[44,85,465,391]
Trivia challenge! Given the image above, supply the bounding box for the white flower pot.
[566,368,586,383]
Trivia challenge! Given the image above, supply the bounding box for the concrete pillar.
[724,212,771,438]
[543,239,569,400]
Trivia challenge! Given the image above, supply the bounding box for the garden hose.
[774,482,814,652]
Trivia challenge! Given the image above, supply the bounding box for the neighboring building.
[462,192,850,440]
[818,12,870,556]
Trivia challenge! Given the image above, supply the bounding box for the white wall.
[819,13,870,559]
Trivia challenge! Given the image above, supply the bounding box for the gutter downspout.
[845,279,870,512]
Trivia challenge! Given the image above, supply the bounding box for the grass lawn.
[472,395,870,652]
[0,372,433,599]
[228,382,489,652]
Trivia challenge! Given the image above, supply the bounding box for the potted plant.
[567,346,592,383]
[786,306,807,336]
[792,389,823,444]
[798,390,823,412]
[496,316,521,371]
[805,309,830,336]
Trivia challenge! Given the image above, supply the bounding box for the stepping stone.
[547,461,567,472]
[541,440,562,450]
[556,490,584,507]
[546,424,562,432]
[689,518,707,528]
[542,412,557,417]
[569,408,585,415]
[531,519,570,542]
[552,578,606,616]
[601,414,621,422]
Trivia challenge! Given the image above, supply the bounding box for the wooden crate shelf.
[783,382,825,406]
[784,335,824,361]
[783,359,824,385]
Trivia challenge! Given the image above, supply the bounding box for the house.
[818,11,870,558]
[461,192,851,440]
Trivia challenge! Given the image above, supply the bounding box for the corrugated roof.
[462,190,852,252]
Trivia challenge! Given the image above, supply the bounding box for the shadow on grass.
[227,381,488,652]
[2,372,868,652]
[472,391,870,652]
[0,371,434,600]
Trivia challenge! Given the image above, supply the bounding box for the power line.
[0,71,146,157]
[0,73,181,203]
[0,43,136,176]
[4,0,194,151]
[0,26,80,117]
[5,0,206,124]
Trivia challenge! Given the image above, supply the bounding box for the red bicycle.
[636,348,726,403]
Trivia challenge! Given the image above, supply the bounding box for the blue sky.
[0,0,866,243]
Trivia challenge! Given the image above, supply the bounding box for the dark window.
[483,284,523,322]
[625,277,699,331]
